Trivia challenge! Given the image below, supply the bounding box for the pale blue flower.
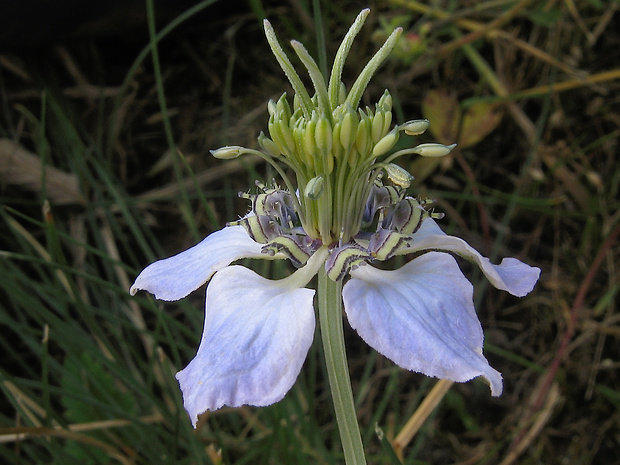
[130,10,540,427]
[131,213,539,426]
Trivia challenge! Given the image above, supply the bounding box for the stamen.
[325,244,372,281]
[369,229,412,261]
[384,163,414,188]
[390,198,425,235]
[261,236,312,267]
[228,215,279,244]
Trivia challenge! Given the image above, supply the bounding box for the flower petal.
[406,219,541,297]
[130,225,266,301]
[343,252,503,396]
[175,265,315,427]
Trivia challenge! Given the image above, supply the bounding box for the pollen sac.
[305,175,326,200]
[339,106,358,150]
[385,163,414,188]
[210,146,245,159]
[331,121,344,161]
[276,93,292,120]
[258,131,282,156]
[303,114,319,158]
[413,143,457,158]
[401,119,430,136]
[268,116,289,156]
[378,89,393,113]
[277,119,296,155]
[371,110,385,143]
[355,112,372,158]
[372,127,399,157]
[267,98,277,116]
[315,117,333,153]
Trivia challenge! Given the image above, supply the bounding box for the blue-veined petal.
[130,225,269,301]
[343,252,503,396]
[175,265,316,427]
[404,219,540,297]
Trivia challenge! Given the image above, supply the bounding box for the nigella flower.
[130,9,540,428]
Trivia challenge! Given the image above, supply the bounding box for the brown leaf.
[459,102,503,148]
[421,89,461,145]
[0,139,85,205]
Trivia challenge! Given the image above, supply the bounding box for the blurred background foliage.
[0,0,619,463]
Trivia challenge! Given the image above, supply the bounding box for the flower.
[130,10,540,427]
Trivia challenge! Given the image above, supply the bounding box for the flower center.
[213,10,455,275]
[262,89,406,244]
[230,177,444,281]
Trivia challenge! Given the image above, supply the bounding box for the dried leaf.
[0,139,85,205]
[459,102,503,148]
[421,89,461,145]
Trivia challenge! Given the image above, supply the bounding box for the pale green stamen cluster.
[211,9,455,246]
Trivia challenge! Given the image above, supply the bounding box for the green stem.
[318,267,367,465]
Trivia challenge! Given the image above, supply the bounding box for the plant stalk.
[318,267,367,464]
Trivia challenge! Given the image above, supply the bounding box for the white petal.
[130,225,266,301]
[175,265,315,427]
[406,219,541,297]
[344,252,503,396]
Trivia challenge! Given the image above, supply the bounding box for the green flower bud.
[372,111,385,142]
[326,152,334,174]
[293,122,314,169]
[378,90,392,112]
[303,115,318,158]
[385,163,414,188]
[267,99,277,117]
[293,93,303,112]
[372,127,399,156]
[276,93,292,121]
[315,116,332,153]
[338,81,347,105]
[277,119,296,154]
[268,118,288,155]
[289,107,302,128]
[413,142,457,157]
[356,112,372,156]
[332,122,344,160]
[305,175,325,199]
[400,119,430,136]
[346,146,360,167]
[339,106,358,149]
[210,145,244,159]
[382,110,393,136]
[258,131,281,156]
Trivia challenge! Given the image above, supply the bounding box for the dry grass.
[1,1,618,463]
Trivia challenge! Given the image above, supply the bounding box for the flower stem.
[318,267,367,464]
